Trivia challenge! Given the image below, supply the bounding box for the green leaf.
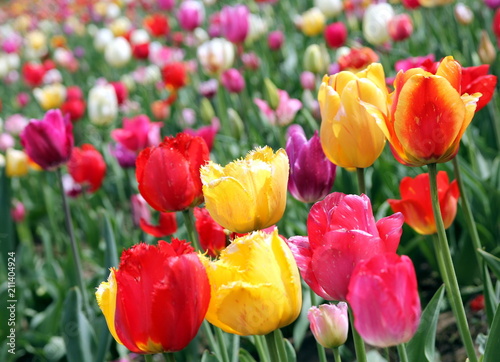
[201,350,221,362]
[478,250,500,281]
[293,285,313,350]
[61,287,96,362]
[484,304,500,362]
[283,337,296,362]
[406,285,446,362]
[0,168,14,260]
[102,211,119,268]
[238,348,258,362]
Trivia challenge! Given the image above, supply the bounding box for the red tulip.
[20,109,73,170]
[111,81,129,105]
[96,239,211,354]
[140,212,178,237]
[461,65,497,112]
[162,62,187,90]
[67,144,106,193]
[22,62,46,87]
[132,42,150,60]
[388,14,413,42]
[324,22,347,49]
[143,14,170,37]
[388,171,459,235]
[493,9,500,39]
[347,253,421,347]
[136,133,210,212]
[194,207,227,257]
[61,98,86,123]
[287,192,404,301]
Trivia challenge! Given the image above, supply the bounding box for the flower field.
[0,0,500,361]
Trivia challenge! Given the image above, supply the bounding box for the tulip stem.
[215,324,230,362]
[348,309,367,362]
[333,347,341,362]
[254,335,271,362]
[397,343,408,362]
[56,168,90,317]
[428,163,478,362]
[265,329,287,362]
[163,353,175,362]
[310,288,328,362]
[182,208,202,252]
[144,355,154,362]
[356,168,366,195]
[202,321,222,358]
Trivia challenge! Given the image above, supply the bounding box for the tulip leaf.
[406,284,446,362]
[62,287,96,362]
[478,249,500,281]
[0,168,14,258]
[238,349,257,362]
[201,350,221,362]
[483,303,500,362]
[102,211,119,268]
[283,337,297,362]
[293,286,313,349]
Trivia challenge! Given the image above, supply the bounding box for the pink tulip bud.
[220,5,250,43]
[308,303,349,349]
[324,22,347,48]
[388,14,413,42]
[11,200,26,223]
[300,71,317,91]
[178,1,205,32]
[221,68,245,93]
[268,31,284,51]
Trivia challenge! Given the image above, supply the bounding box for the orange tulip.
[365,56,481,167]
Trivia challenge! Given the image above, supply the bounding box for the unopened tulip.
[286,125,336,203]
[454,3,474,25]
[303,44,329,74]
[324,22,347,48]
[221,68,245,93]
[301,8,326,36]
[300,71,316,90]
[201,146,289,233]
[220,5,250,43]
[362,3,394,45]
[178,1,205,31]
[88,83,118,126]
[22,62,45,87]
[314,0,343,18]
[287,192,404,301]
[365,56,481,167]
[137,133,210,212]
[388,14,413,41]
[478,30,496,64]
[0,133,15,151]
[96,240,210,353]
[308,303,349,349]
[347,253,421,347]
[200,230,302,335]
[20,109,73,170]
[319,63,388,169]
[68,144,106,193]
[144,14,170,37]
[197,38,235,75]
[268,31,284,51]
[11,200,26,223]
[6,148,29,177]
[388,172,459,235]
[33,83,67,110]
[104,37,132,68]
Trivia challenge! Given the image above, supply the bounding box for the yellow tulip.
[200,230,302,336]
[6,148,29,177]
[201,146,289,233]
[33,84,67,110]
[318,62,388,169]
[301,8,326,37]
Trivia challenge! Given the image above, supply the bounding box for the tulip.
[104,37,132,68]
[33,83,67,110]
[300,71,316,90]
[4,114,28,136]
[301,8,326,36]
[132,43,150,60]
[158,0,175,10]
[347,253,421,347]
[388,14,413,42]
[494,9,500,38]
[178,1,205,31]
[161,62,187,91]
[96,239,211,354]
[337,47,379,72]
[136,133,210,212]
[184,119,220,152]
[394,54,435,73]
[314,0,343,18]
[22,62,45,87]
[318,62,388,169]
[88,83,119,126]
[402,0,421,9]
[365,56,481,167]
[5,148,29,177]
[419,0,455,7]
[220,5,250,43]
[194,207,227,257]
[254,89,302,126]
[143,14,170,37]
[241,52,261,70]
[131,194,151,227]
[478,30,496,64]
[197,38,235,75]
[285,125,336,203]
[268,31,284,51]
[93,28,114,52]
[200,230,302,335]
[111,81,128,105]
[67,144,106,193]
[220,68,245,93]
[20,109,73,170]
[454,3,474,25]
[110,143,137,168]
[11,200,26,223]
[308,303,349,349]
[362,3,394,45]
[111,115,162,153]
[61,98,86,123]
[461,65,497,112]
[388,171,459,235]
[324,22,347,48]
[140,212,178,237]
[303,44,329,74]
[0,133,15,151]
[201,146,289,233]
[287,192,404,301]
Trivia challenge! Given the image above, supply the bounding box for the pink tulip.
[178,1,205,32]
[308,303,349,349]
[184,118,220,151]
[287,193,404,301]
[347,253,421,347]
[131,194,151,227]
[158,0,175,11]
[388,14,413,42]
[111,115,162,153]
[324,22,347,48]
[254,90,302,126]
[268,31,284,51]
[221,68,245,93]
[220,5,250,43]
[20,109,73,170]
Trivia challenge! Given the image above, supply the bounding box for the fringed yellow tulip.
[201,230,302,336]
[201,146,289,233]
[318,63,388,169]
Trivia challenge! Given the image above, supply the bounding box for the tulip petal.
[435,56,461,93]
[375,212,404,250]
[96,270,122,345]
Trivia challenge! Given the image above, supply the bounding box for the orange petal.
[435,56,461,93]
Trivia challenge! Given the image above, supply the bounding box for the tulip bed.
[1,0,500,361]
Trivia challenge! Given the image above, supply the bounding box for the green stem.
[144,355,154,362]
[265,330,287,362]
[356,168,366,195]
[163,353,175,362]
[56,168,90,317]
[215,324,230,362]
[231,335,240,362]
[274,329,288,362]
[202,321,221,358]
[348,309,367,362]
[217,86,230,136]
[181,208,202,252]
[254,335,271,362]
[428,163,478,362]
[310,288,329,362]
[397,343,408,362]
[333,348,341,362]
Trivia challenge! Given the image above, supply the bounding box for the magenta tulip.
[347,253,421,347]
[20,109,73,170]
[287,192,404,301]
[220,5,249,43]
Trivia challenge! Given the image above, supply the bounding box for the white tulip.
[94,28,114,52]
[88,84,118,126]
[104,37,132,68]
[197,38,235,75]
[362,3,394,46]
[314,0,343,18]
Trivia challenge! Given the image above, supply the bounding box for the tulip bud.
[493,9,500,39]
[178,0,205,31]
[200,97,215,123]
[221,68,245,93]
[314,0,343,18]
[478,30,496,64]
[227,108,245,139]
[11,200,26,223]
[454,3,474,25]
[362,3,395,45]
[483,0,500,9]
[301,8,326,36]
[88,84,118,126]
[308,303,349,349]
[263,78,280,110]
[388,14,413,42]
[104,37,132,68]
[303,44,329,74]
[324,22,347,49]
[6,148,29,177]
[300,71,316,90]
[268,31,284,51]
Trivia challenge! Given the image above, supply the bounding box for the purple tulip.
[220,5,249,43]
[20,109,73,170]
[285,125,336,203]
[484,0,500,9]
